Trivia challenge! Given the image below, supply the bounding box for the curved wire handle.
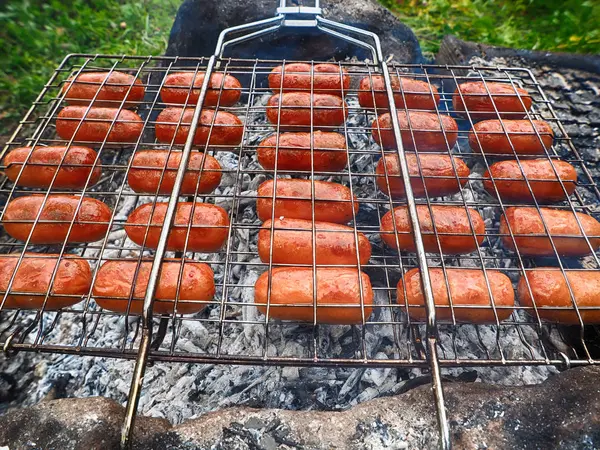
[121,2,449,449]
[215,0,383,63]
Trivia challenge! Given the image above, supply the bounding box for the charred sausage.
[258,218,371,266]
[500,207,600,256]
[518,269,600,324]
[254,267,373,324]
[0,253,91,310]
[124,202,229,252]
[484,159,576,203]
[56,106,143,143]
[380,205,485,254]
[61,71,145,107]
[453,81,532,120]
[268,63,350,96]
[266,93,348,128]
[160,72,242,106]
[93,259,215,315]
[469,119,553,155]
[3,146,101,189]
[257,131,347,172]
[372,111,458,151]
[376,153,469,199]
[256,179,358,224]
[3,195,111,244]
[155,107,243,146]
[128,150,221,195]
[358,75,440,110]
[398,267,515,323]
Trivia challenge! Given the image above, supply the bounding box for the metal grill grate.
[1,6,599,450]
[2,56,598,365]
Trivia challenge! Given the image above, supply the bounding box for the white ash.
[2,79,575,425]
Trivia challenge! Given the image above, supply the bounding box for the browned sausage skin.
[380,205,485,254]
[469,119,553,155]
[484,159,577,203]
[398,268,515,323]
[3,195,111,244]
[155,107,243,146]
[372,111,458,151]
[257,131,348,172]
[376,153,469,199]
[453,81,532,120]
[254,267,373,324]
[256,179,358,224]
[128,150,222,195]
[93,259,215,315]
[160,72,242,106]
[518,269,600,324]
[358,76,440,110]
[258,218,371,266]
[500,207,600,256]
[56,106,143,143]
[61,71,145,107]
[266,93,348,129]
[124,202,229,252]
[3,146,101,189]
[0,253,91,310]
[268,63,350,96]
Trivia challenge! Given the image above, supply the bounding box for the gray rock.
[3,367,600,449]
[0,397,170,450]
[172,366,600,449]
[166,0,422,63]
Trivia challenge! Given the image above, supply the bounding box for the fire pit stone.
[2,366,600,449]
[166,0,422,62]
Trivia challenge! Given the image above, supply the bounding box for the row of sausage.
[1,253,598,325]
[61,65,531,118]
[3,141,576,205]
[55,68,548,157]
[52,104,551,155]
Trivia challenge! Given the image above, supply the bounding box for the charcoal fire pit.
[1,1,600,449]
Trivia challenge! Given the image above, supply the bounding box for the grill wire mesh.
[1,54,599,376]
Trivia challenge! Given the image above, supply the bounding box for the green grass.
[381,0,600,59]
[0,0,180,135]
[1,0,599,135]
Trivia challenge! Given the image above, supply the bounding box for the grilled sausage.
[3,146,101,189]
[518,269,600,324]
[258,218,371,266]
[160,72,242,106]
[254,267,373,324]
[3,195,111,244]
[61,71,145,107]
[268,63,350,96]
[398,268,514,323]
[358,76,440,110]
[500,207,600,256]
[453,81,532,120]
[376,153,469,199]
[124,202,229,252]
[93,259,215,315]
[469,119,553,155]
[380,205,485,254]
[0,253,91,310]
[128,150,221,195]
[484,159,576,203]
[266,93,348,128]
[256,179,358,224]
[155,107,243,146]
[372,111,458,151]
[257,131,347,172]
[56,106,143,143]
